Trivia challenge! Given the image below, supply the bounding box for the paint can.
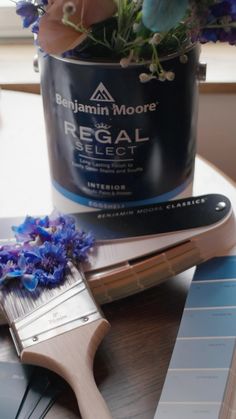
[39,44,202,212]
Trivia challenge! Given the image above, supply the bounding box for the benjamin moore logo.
[55,85,158,116]
[90,82,115,102]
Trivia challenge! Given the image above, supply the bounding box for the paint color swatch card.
[16,368,53,419]
[154,250,236,419]
[0,361,34,419]
[28,374,66,419]
[0,360,65,419]
[16,368,66,419]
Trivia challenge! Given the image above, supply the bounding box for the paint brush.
[0,262,111,419]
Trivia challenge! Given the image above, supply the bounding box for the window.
[0,2,32,39]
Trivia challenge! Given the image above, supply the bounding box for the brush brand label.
[40,46,199,210]
[71,194,230,240]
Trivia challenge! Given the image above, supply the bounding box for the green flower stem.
[151,43,163,75]
[122,36,150,51]
[205,22,236,29]
[114,0,142,52]
[61,17,112,50]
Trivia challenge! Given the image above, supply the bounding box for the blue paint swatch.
[169,338,235,369]
[193,256,236,281]
[159,370,228,403]
[155,403,221,419]
[178,308,236,337]
[186,281,236,308]
[154,256,236,418]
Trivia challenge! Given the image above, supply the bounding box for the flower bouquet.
[14,1,236,212]
[16,0,236,81]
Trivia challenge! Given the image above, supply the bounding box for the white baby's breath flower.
[139,73,153,83]
[133,0,142,9]
[120,57,130,68]
[158,71,166,81]
[63,1,76,16]
[120,50,134,68]
[149,33,162,46]
[165,71,175,81]
[149,63,157,73]
[133,23,139,33]
[179,54,188,64]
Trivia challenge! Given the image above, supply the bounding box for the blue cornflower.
[198,0,236,45]
[51,217,95,262]
[34,265,65,287]
[0,254,39,291]
[28,242,67,286]
[0,244,20,285]
[16,1,40,28]
[73,230,94,260]
[6,255,38,291]
[72,231,95,262]
[50,213,76,229]
[0,244,20,265]
[3,242,67,290]
[200,26,236,44]
[0,262,19,284]
[199,28,219,43]
[1,213,95,291]
[25,241,67,266]
[210,1,232,18]
[229,0,236,15]
[12,215,50,242]
[205,0,236,25]
[31,20,40,34]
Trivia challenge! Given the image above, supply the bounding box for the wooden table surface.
[0,90,236,419]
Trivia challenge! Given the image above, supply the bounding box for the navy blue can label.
[39,45,200,211]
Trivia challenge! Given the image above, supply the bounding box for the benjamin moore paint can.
[39,45,200,212]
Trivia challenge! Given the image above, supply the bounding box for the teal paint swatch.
[154,256,236,418]
[193,256,236,280]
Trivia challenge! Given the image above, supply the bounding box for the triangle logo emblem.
[90,82,115,102]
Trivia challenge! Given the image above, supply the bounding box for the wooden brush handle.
[21,318,112,419]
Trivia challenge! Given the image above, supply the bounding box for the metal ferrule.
[9,278,102,355]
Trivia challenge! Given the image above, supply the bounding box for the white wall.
[197,93,236,182]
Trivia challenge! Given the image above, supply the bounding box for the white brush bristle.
[0,264,84,324]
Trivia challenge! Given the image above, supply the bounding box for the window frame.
[0,4,32,39]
